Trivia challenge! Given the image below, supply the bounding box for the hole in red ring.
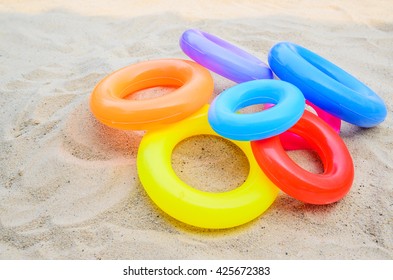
[305,103,317,115]
[286,149,324,174]
[282,130,324,174]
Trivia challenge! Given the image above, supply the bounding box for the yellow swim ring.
[137,105,278,229]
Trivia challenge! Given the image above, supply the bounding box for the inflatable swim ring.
[268,42,387,127]
[208,79,305,141]
[137,105,279,229]
[90,59,213,130]
[251,110,354,204]
[180,29,273,83]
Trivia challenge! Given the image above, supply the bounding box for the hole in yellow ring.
[171,135,250,193]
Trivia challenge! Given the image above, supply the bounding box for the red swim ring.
[251,110,354,204]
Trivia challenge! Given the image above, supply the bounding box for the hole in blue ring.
[234,96,278,113]
[237,104,267,114]
[290,44,370,95]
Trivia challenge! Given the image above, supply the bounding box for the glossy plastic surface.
[180,29,273,83]
[268,42,387,127]
[90,59,214,130]
[208,80,305,141]
[265,100,341,150]
[137,106,279,229]
[251,110,354,204]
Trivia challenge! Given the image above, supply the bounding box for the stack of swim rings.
[90,29,387,229]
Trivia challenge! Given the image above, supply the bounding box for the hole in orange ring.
[124,86,179,100]
[171,135,250,193]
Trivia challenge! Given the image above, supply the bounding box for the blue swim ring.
[268,42,387,127]
[208,79,305,141]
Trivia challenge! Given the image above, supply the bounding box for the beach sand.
[0,0,392,259]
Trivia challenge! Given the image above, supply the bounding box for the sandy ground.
[0,0,392,259]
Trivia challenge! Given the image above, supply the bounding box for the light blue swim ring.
[208,79,305,141]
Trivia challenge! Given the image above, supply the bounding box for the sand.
[0,0,392,260]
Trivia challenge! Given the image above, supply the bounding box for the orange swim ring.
[90,59,214,130]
